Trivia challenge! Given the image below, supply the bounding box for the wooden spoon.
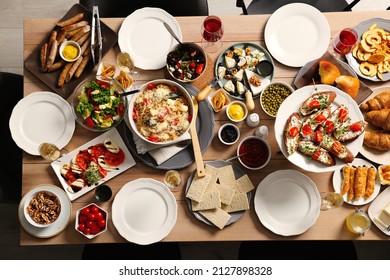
[190,96,206,177]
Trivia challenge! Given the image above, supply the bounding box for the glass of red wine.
[201,15,224,53]
[333,28,358,56]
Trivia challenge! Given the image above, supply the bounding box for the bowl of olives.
[260,81,294,117]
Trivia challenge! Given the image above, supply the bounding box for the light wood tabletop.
[21,10,390,245]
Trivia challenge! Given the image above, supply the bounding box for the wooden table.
[22,10,390,245]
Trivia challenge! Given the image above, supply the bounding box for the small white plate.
[368,186,390,236]
[274,84,364,173]
[9,91,75,155]
[112,178,177,245]
[118,8,182,70]
[18,184,71,238]
[332,158,381,206]
[254,169,320,236]
[51,128,136,201]
[359,86,390,165]
[264,3,330,67]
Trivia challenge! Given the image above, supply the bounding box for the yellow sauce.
[62,44,79,60]
[228,103,245,120]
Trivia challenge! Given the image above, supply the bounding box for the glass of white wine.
[38,143,66,161]
[116,51,140,80]
[320,192,344,211]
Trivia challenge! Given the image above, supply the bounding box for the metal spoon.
[164,22,184,46]
[225,152,248,161]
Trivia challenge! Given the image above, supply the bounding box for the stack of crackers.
[186,163,254,230]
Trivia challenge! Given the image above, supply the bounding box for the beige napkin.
[293,51,373,105]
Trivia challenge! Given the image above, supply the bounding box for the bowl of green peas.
[260,81,294,117]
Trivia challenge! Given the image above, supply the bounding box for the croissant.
[364,130,390,150]
[365,109,390,130]
[360,91,390,111]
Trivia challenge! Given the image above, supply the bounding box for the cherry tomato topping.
[350,123,362,132]
[324,120,335,133]
[189,62,196,68]
[315,114,326,123]
[314,131,323,143]
[195,63,204,75]
[96,80,110,89]
[308,100,320,108]
[332,142,344,155]
[147,135,160,143]
[289,127,299,137]
[312,150,321,161]
[147,83,155,90]
[104,149,125,166]
[301,124,312,136]
[339,108,348,121]
[85,116,95,128]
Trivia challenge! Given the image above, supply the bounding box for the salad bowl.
[71,76,128,132]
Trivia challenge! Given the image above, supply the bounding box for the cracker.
[199,208,231,230]
[221,193,249,213]
[205,164,220,185]
[217,164,236,186]
[191,190,221,211]
[233,174,255,193]
[186,173,212,203]
[217,183,235,205]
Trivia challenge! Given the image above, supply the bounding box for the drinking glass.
[201,15,224,53]
[332,28,358,56]
[346,209,371,236]
[116,51,140,81]
[38,143,67,161]
[320,192,344,211]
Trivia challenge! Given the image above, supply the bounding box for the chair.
[239,241,358,260]
[236,0,361,14]
[81,242,182,260]
[79,0,209,17]
[0,72,23,204]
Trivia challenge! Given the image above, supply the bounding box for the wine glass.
[201,15,224,53]
[332,28,358,56]
[320,192,344,211]
[38,143,67,161]
[116,51,140,81]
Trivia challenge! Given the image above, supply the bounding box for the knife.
[91,6,102,67]
[197,76,219,101]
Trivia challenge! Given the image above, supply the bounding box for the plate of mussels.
[215,42,274,100]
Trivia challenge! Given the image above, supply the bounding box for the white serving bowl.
[24,190,61,228]
[226,100,248,123]
[128,79,194,146]
[59,40,81,62]
[237,136,271,170]
[75,203,108,239]
[218,123,240,145]
[260,81,294,117]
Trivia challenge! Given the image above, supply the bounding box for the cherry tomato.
[79,214,88,224]
[104,149,125,166]
[338,108,348,121]
[195,63,204,75]
[314,131,323,143]
[288,127,299,137]
[116,102,125,116]
[332,142,344,155]
[85,116,95,128]
[315,114,326,123]
[324,120,335,133]
[91,225,101,235]
[77,224,85,232]
[88,213,96,221]
[98,167,107,178]
[91,205,100,214]
[189,62,196,69]
[147,134,159,143]
[97,219,106,228]
[350,123,362,132]
[95,211,104,222]
[81,207,91,216]
[96,79,110,89]
[308,100,320,108]
[147,83,155,90]
[132,107,138,121]
[301,124,312,136]
[312,150,321,161]
[85,220,94,229]
[83,228,91,235]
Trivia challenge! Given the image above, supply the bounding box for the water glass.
[38,143,66,161]
[320,192,344,211]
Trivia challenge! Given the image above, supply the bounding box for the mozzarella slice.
[98,155,119,171]
[104,137,120,153]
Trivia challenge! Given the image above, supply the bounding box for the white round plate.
[254,169,320,236]
[9,91,75,156]
[359,86,390,165]
[118,7,182,70]
[345,18,390,82]
[274,84,364,173]
[332,158,381,206]
[112,178,177,245]
[18,184,71,238]
[264,3,330,67]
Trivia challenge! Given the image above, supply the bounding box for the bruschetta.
[298,140,336,166]
[299,91,336,116]
[313,132,354,163]
[319,104,349,134]
[300,108,331,138]
[284,112,302,155]
[333,120,366,142]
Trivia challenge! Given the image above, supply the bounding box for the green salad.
[76,79,125,129]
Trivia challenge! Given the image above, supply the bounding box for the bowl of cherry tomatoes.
[75,203,108,239]
[166,42,207,83]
